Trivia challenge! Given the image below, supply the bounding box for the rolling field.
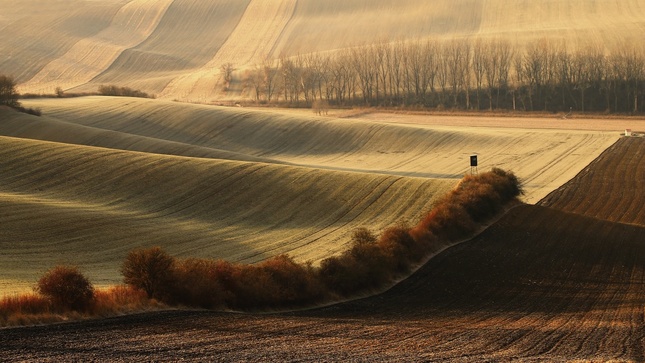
[0,96,619,296]
[2,134,644,361]
[2,0,645,360]
[4,0,644,100]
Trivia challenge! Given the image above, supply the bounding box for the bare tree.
[220,63,236,91]
[247,64,265,102]
[421,40,438,106]
[482,41,499,110]
[496,40,514,109]
[351,45,375,105]
[262,58,279,102]
[446,39,463,108]
[0,75,20,107]
[436,42,450,108]
[472,40,486,110]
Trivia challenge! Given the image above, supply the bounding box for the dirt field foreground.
[2,126,645,359]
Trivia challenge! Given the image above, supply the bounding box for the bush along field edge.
[0,168,523,327]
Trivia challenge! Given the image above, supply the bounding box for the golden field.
[2,0,643,100]
[0,96,625,295]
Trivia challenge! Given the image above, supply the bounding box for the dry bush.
[172,258,226,309]
[452,181,501,222]
[319,228,397,296]
[318,255,360,297]
[121,246,176,301]
[257,255,326,305]
[419,201,477,241]
[378,224,423,268]
[35,265,95,312]
[229,255,326,309]
[352,227,377,246]
[414,168,522,243]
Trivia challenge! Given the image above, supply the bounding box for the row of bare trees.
[242,39,645,114]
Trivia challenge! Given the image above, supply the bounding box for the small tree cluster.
[0,74,41,116]
[98,85,154,98]
[121,250,326,310]
[121,246,175,301]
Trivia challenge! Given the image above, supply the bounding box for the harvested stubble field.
[1,96,644,361]
[2,137,645,361]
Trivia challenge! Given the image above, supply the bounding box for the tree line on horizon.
[242,38,645,114]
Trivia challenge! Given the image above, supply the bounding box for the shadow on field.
[302,204,645,318]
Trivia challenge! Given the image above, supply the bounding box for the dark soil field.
[539,137,645,226]
[3,137,645,362]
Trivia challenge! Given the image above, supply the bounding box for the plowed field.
[2,122,644,360]
[539,137,645,226]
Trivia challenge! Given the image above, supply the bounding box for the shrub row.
[1,168,522,325]
[122,168,523,309]
[121,249,327,311]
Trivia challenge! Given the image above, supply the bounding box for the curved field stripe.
[478,0,645,49]
[18,0,174,95]
[159,0,298,101]
[271,0,483,57]
[0,108,282,164]
[0,135,453,295]
[87,0,252,94]
[0,2,125,82]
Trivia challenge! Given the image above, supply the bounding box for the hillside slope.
[539,137,645,226]
[22,97,619,204]
[5,0,644,100]
[3,138,645,362]
[0,97,620,296]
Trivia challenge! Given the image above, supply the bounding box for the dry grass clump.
[90,285,155,317]
[1,267,162,327]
